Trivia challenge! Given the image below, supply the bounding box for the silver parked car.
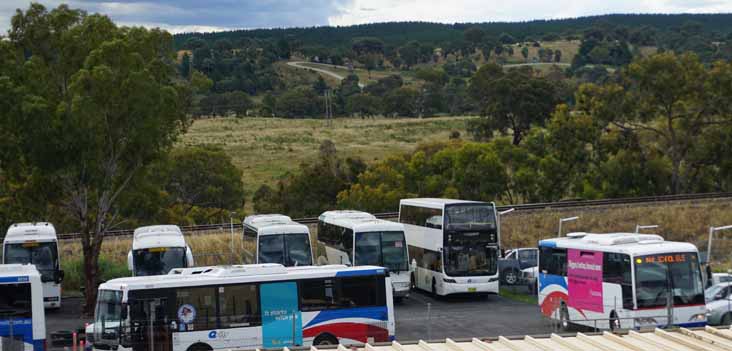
[706,283,732,325]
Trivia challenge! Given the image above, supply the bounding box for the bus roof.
[319,213,404,233]
[4,222,57,243]
[539,232,699,256]
[98,264,386,292]
[243,214,309,235]
[0,263,41,279]
[399,198,488,209]
[132,225,186,250]
[319,210,376,221]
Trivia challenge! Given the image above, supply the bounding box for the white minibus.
[3,222,63,308]
[243,214,313,266]
[127,225,194,276]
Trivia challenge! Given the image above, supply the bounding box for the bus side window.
[539,247,567,276]
[337,276,385,308]
[603,253,633,310]
[219,284,261,328]
[299,279,336,311]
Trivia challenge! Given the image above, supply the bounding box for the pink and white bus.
[538,232,706,330]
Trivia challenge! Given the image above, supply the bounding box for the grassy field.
[180,116,473,205]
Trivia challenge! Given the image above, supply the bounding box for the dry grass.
[179,116,473,209]
[501,199,732,269]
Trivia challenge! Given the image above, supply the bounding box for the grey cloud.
[1,0,355,33]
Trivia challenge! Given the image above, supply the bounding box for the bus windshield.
[132,247,186,276]
[445,204,496,231]
[4,242,58,282]
[444,241,497,277]
[258,234,313,266]
[94,290,123,346]
[0,283,32,318]
[634,252,705,308]
[355,231,408,272]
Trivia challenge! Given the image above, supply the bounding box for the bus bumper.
[443,279,499,295]
[393,286,410,298]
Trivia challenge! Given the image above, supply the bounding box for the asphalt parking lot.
[46,289,550,349]
[394,290,550,341]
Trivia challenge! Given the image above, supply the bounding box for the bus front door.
[133,298,171,351]
[261,282,302,348]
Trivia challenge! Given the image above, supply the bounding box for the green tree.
[469,64,558,144]
[1,4,190,312]
[384,87,420,117]
[312,76,328,95]
[180,52,191,79]
[464,27,485,46]
[346,94,381,117]
[521,46,529,62]
[163,147,244,217]
[577,52,732,193]
[276,87,322,118]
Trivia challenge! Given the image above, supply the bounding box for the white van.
[243,214,314,266]
[127,225,193,276]
[3,222,63,308]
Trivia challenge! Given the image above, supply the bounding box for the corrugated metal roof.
[278,327,732,351]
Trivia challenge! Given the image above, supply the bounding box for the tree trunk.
[81,222,99,315]
[670,156,682,195]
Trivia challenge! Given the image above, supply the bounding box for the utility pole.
[324,89,333,127]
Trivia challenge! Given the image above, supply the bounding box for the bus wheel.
[722,313,732,326]
[187,343,213,351]
[314,334,338,345]
[609,311,620,331]
[431,278,437,297]
[502,268,519,285]
[560,303,570,331]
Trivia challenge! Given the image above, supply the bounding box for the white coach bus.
[398,199,500,296]
[3,222,63,308]
[538,232,706,330]
[127,225,194,276]
[92,264,394,351]
[243,214,313,266]
[317,211,411,300]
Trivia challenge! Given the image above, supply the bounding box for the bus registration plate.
[468,287,477,292]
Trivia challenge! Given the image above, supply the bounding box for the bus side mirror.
[186,246,194,267]
[127,251,134,272]
[56,270,64,284]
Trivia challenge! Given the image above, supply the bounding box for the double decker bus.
[243,214,313,266]
[317,211,410,300]
[3,223,63,308]
[127,225,194,276]
[538,232,706,330]
[0,264,46,350]
[398,199,500,296]
[92,264,394,351]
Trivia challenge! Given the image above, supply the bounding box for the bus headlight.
[706,307,712,316]
[689,313,706,322]
[634,317,658,326]
[443,278,457,283]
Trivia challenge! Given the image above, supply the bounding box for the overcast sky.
[2,0,732,34]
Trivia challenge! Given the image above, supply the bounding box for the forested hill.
[173,13,732,49]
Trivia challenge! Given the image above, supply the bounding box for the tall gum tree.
[0,4,190,312]
[577,52,732,194]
